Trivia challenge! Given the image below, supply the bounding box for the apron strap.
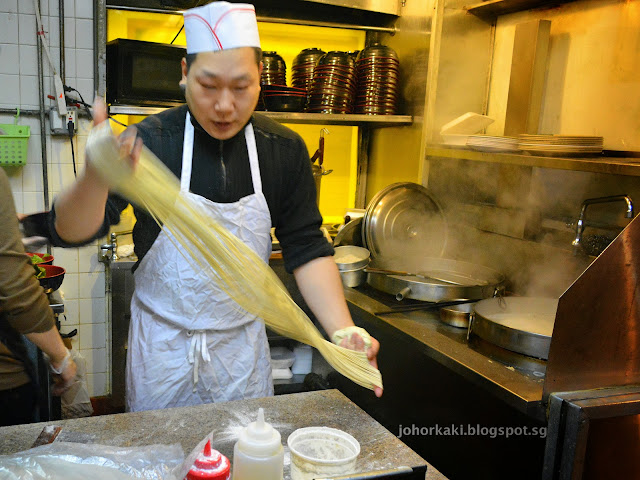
[187,330,211,391]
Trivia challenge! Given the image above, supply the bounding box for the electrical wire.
[68,119,76,178]
[170,0,203,44]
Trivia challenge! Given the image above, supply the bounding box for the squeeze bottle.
[185,439,230,480]
[232,408,284,480]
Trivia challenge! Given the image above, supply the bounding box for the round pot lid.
[363,182,447,259]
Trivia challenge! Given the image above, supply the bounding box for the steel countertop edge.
[343,287,547,422]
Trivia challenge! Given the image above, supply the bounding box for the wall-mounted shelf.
[426,146,640,177]
[465,0,575,21]
[108,105,413,127]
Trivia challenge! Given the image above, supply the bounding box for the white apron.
[126,113,274,412]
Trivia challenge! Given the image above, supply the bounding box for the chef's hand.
[49,350,78,396]
[88,96,142,174]
[337,331,383,398]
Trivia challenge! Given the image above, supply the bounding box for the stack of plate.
[307,51,357,114]
[355,44,399,115]
[261,51,287,87]
[518,135,603,156]
[291,48,325,95]
[466,135,519,153]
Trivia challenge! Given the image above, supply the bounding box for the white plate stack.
[466,135,519,153]
[518,135,604,157]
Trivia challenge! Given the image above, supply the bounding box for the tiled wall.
[1,0,108,397]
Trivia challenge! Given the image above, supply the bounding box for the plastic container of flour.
[287,427,360,480]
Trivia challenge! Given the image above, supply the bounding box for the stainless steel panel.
[544,214,640,397]
[302,0,400,16]
[110,261,135,409]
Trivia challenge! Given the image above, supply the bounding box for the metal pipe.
[572,195,635,255]
[35,0,50,212]
[0,108,41,116]
[59,0,65,84]
[104,5,396,33]
[395,286,411,301]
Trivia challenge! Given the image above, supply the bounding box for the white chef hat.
[183,2,261,54]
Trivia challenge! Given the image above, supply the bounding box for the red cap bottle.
[185,440,231,480]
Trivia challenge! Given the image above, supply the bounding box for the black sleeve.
[46,194,128,247]
[275,137,334,273]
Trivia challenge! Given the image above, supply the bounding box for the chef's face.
[182,47,262,140]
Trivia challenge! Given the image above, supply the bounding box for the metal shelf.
[426,146,640,177]
[108,105,413,127]
[465,0,575,21]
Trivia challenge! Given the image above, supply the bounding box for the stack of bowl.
[291,48,326,95]
[355,44,400,115]
[261,51,287,87]
[307,51,357,114]
[261,84,307,112]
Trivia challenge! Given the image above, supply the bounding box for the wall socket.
[50,106,77,136]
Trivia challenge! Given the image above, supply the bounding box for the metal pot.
[440,302,475,328]
[339,266,367,287]
[334,245,370,270]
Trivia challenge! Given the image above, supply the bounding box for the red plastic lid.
[185,440,231,480]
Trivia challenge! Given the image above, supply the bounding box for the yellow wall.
[106,10,365,223]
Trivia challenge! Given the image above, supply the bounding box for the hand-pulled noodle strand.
[87,123,383,391]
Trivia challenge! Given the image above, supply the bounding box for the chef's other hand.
[89,96,142,173]
[49,350,78,396]
[335,328,383,398]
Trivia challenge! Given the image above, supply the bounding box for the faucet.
[99,232,118,265]
[572,195,634,255]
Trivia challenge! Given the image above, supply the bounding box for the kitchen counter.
[0,390,446,480]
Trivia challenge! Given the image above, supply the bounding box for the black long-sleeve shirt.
[51,105,333,273]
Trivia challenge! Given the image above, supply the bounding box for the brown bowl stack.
[355,44,400,115]
[291,48,326,95]
[307,51,357,114]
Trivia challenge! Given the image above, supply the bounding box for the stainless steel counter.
[344,285,546,420]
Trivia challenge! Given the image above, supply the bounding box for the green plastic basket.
[0,123,30,167]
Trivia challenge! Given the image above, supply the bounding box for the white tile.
[64,46,77,78]
[26,134,43,166]
[65,332,79,350]
[79,297,106,324]
[78,322,106,350]
[18,0,34,14]
[62,297,79,325]
[46,14,59,47]
[75,48,92,79]
[47,161,76,190]
[63,0,74,18]
[63,13,74,48]
[0,74,20,106]
[75,18,91,46]
[59,271,78,299]
[48,0,59,17]
[86,372,107,396]
[0,13,19,44]
[80,348,107,374]
[19,74,39,109]
[22,191,45,213]
[22,163,43,191]
[49,136,74,164]
[18,13,36,45]
[75,0,91,19]
[51,246,79,272]
[12,190,23,212]
[77,244,102,273]
[4,165,22,192]
[0,44,20,75]
[18,44,38,75]
[1,1,18,14]
[78,271,105,299]
[76,77,93,102]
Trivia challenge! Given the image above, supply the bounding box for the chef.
[48,2,381,412]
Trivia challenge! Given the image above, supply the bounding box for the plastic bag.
[62,349,93,419]
[0,441,184,480]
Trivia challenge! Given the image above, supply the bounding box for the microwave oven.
[106,38,186,107]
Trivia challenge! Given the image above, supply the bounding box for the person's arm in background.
[53,98,141,244]
[0,170,76,394]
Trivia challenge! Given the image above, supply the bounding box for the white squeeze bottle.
[232,408,284,480]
